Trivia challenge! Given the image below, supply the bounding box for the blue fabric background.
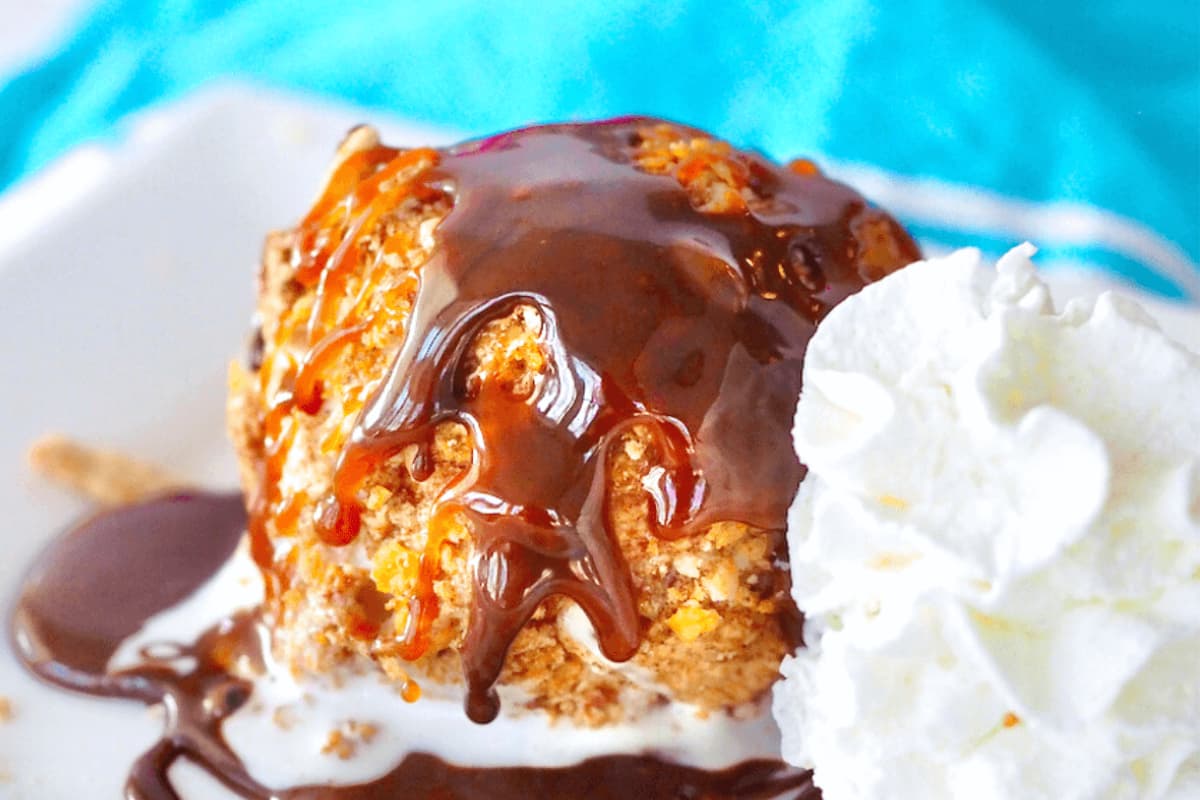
[1,0,1197,290]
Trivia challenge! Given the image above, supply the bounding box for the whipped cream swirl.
[773,245,1200,800]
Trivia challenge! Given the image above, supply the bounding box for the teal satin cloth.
[2,0,1196,294]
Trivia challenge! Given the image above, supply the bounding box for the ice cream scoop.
[228,117,921,727]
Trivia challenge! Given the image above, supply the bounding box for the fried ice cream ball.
[228,118,920,725]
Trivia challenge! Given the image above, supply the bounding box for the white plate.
[0,85,1196,799]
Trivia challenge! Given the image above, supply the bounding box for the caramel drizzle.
[246,145,439,593]
[258,119,919,723]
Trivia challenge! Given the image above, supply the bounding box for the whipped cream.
[773,245,1200,800]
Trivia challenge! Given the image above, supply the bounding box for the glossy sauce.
[272,119,919,722]
[10,493,817,799]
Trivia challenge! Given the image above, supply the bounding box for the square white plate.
[0,85,1195,799]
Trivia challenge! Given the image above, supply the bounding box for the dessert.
[773,246,1200,799]
[12,116,919,798]
[226,117,919,724]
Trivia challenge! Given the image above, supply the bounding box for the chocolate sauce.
[246,319,266,373]
[10,492,817,799]
[11,492,265,799]
[286,754,817,799]
[291,119,919,721]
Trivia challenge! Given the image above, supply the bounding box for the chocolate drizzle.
[10,492,817,799]
[285,753,817,799]
[293,119,919,721]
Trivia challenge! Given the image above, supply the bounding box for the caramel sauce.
[260,118,919,723]
[11,492,817,799]
[390,503,456,661]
